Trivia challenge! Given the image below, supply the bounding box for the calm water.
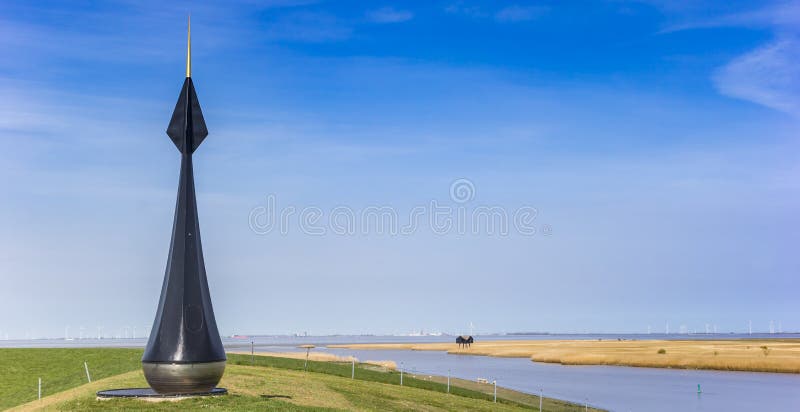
[3,334,799,411]
[315,347,800,412]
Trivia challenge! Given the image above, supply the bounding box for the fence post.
[400,362,403,386]
[351,358,355,379]
[585,398,588,412]
[38,377,41,400]
[251,341,254,365]
[447,369,450,394]
[84,361,91,383]
[493,380,497,403]
[539,388,543,412]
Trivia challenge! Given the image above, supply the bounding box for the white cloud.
[444,3,547,22]
[659,1,800,33]
[714,38,800,117]
[494,5,548,22]
[265,11,352,42]
[444,2,486,18]
[658,1,800,117]
[366,7,413,23]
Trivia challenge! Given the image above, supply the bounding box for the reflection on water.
[3,334,799,411]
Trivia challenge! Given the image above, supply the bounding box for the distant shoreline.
[330,338,800,374]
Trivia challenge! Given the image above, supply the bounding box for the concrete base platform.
[97,387,227,400]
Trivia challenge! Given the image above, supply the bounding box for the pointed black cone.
[166,78,208,154]
[142,77,226,394]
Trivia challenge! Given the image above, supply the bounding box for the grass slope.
[0,348,142,409]
[3,349,600,411]
[226,354,590,410]
[16,365,535,411]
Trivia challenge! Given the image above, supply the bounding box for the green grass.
[226,353,591,410]
[52,365,536,411]
[0,348,142,409]
[228,353,511,404]
[59,371,336,412]
[68,398,325,411]
[2,349,601,411]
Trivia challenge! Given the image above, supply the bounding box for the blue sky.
[0,1,798,338]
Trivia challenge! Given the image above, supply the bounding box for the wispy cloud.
[494,5,548,23]
[658,1,800,33]
[444,2,488,18]
[264,11,352,42]
[713,38,800,116]
[445,2,547,22]
[366,7,413,23]
[659,1,800,117]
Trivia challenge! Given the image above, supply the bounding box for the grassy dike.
[1,348,601,411]
[0,348,143,409]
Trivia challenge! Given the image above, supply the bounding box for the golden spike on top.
[186,14,191,78]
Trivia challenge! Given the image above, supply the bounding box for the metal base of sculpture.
[97,387,227,399]
[142,361,226,394]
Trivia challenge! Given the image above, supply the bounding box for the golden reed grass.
[330,339,800,373]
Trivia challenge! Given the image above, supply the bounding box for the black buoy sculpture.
[141,16,226,394]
